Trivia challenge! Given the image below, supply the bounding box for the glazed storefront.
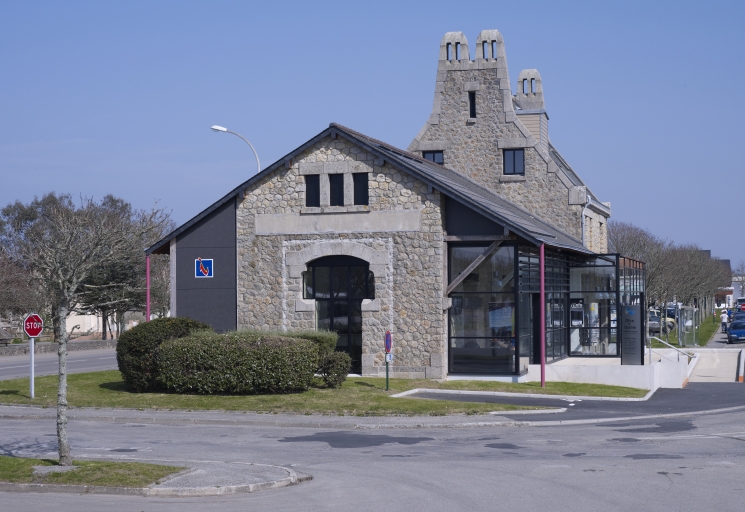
[448,242,645,375]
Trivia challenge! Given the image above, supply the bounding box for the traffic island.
[0,455,308,497]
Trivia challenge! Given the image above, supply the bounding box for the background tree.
[0,193,168,465]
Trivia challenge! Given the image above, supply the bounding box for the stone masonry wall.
[409,30,611,247]
[236,135,446,378]
[412,64,583,241]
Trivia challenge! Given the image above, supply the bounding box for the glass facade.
[448,244,645,375]
[448,245,516,374]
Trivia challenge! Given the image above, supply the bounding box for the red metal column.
[146,255,151,322]
[539,243,546,387]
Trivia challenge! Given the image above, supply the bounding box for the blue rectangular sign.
[195,258,213,278]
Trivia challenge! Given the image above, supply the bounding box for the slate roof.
[146,123,591,255]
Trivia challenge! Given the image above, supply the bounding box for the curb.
[1,398,745,431]
[0,464,306,497]
[390,388,656,402]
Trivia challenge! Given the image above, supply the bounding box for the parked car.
[732,312,745,322]
[727,321,745,344]
[649,308,675,333]
[648,314,661,335]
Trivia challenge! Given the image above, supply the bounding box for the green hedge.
[116,317,210,392]
[156,331,319,394]
[237,328,337,356]
[319,351,351,389]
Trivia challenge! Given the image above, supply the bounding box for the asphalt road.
[1,401,745,511]
[408,383,745,421]
[707,327,745,348]
[0,349,118,381]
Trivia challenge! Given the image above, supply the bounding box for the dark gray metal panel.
[177,289,237,333]
[177,199,236,249]
[444,196,505,236]
[175,198,236,332]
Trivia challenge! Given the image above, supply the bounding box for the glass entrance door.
[303,256,374,374]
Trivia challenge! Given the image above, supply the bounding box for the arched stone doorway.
[303,256,375,374]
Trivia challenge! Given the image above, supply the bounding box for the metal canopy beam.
[445,240,504,296]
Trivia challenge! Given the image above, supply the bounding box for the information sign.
[385,331,392,353]
[195,258,214,278]
[621,305,643,365]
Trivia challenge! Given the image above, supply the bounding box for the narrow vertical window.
[305,174,320,207]
[482,41,488,59]
[446,43,452,61]
[353,173,369,206]
[468,91,476,118]
[492,41,497,59]
[329,174,344,206]
[455,42,461,60]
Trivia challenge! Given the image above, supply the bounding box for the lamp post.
[210,125,261,174]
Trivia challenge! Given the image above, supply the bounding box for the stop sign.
[23,314,43,338]
[741,304,745,312]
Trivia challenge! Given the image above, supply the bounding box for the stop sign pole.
[23,314,43,399]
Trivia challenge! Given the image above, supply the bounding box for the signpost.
[23,314,43,399]
[621,305,642,365]
[384,331,392,391]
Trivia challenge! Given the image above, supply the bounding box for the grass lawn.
[650,314,720,349]
[0,455,182,487]
[0,370,647,416]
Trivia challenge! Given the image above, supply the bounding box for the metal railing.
[649,336,695,362]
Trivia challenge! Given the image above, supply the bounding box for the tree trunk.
[101,308,108,341]
[52,315,62,343]
[56,303,72,466]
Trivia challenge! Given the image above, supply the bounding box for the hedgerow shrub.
[156,331,319,394]
[237,328,337,356]
[319,351,352,389]
[116,317,210,392]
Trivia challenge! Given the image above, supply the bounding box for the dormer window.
[422,151,444,165]
[503,149,524,175]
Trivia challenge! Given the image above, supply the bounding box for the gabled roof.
[146,123,591,255]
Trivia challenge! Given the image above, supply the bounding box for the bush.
[319,351,351,389]
[116,317,210,392]
[236,328,337,356]
[156,331,319,394]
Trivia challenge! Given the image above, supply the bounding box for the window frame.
[503,149,525,176]
[353,172,369,206]
[329,173,344,207]
[305,174,320,207]
[422,151,444,165]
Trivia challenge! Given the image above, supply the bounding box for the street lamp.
[210,125,261,174]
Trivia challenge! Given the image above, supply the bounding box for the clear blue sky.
[1,1,742,264]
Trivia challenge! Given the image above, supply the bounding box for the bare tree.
[734,260,745,298]
[0,193,167,465]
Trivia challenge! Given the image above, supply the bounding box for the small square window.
[422,151,444,165]
[329,174,344,206]
[305,174,320,207]
[353,173,369,206]
[503,149,524,175]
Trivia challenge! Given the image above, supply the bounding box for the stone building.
[146,30,645,379]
